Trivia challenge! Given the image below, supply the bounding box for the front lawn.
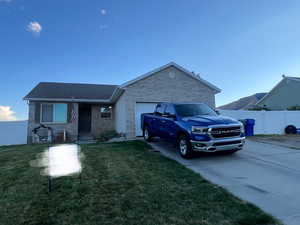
[0,141,280,225]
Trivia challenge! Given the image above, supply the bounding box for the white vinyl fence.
[220,110,300,135]
[0,120,27,146]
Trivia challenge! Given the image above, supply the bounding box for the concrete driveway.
[150,139,300,225]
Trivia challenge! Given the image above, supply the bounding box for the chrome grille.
[210,126,241,138]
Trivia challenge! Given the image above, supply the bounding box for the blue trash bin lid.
[246,119,255,125]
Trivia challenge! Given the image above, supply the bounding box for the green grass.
[0,141,280,225]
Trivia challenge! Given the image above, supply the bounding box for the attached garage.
[135,103,158,136]
[115,62,221,138]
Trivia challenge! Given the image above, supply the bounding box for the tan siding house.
[24,62,221,143]
[256,76,300,110]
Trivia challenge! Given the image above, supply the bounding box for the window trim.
[40,103,68,124]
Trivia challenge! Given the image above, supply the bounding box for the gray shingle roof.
[286,76,300,81]
[24,82,119,101]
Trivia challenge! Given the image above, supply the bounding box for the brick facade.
[26,65,218,142]
[27,102,79,144]
[115,66,217,138]
[91,105,115,138]
[27,102,117,143]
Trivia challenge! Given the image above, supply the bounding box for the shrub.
[247,106,270,111]
[97,130,121,142]
[287,105,300,111]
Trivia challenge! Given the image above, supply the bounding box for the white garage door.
[135,103,158,136]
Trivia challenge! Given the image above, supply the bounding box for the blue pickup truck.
[141,102,245,158]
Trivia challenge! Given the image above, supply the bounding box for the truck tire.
[143,126,153,142]
[285,125,297,134]
[178,135,194,159]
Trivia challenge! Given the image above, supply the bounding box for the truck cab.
[141,102,245,158]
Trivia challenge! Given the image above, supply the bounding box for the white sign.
[44,144,83,178]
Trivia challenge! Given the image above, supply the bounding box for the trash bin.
[245,119,255,136]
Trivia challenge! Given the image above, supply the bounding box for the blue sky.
[1,0,300,120]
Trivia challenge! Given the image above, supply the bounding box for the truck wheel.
[178,135,194,159]
[285,125,297,134]
[143,127,153,142]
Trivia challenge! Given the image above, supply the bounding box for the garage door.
[135,103,158,136]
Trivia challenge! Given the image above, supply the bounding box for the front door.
[78,104,92,134]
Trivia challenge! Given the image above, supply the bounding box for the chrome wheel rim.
[144,129,149,140]
[179,139,187,155]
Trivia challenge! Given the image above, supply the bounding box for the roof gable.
[120,62,221,93]
[256,76,300,106]
[23,62,220,102]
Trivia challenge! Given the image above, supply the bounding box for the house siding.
[91,104,115,138]
[116,66,216,138]
[27,101,79,144]
[257,79,300,110]
[26,64,219,142]
[115,94,126,134]
[27,102,117,143]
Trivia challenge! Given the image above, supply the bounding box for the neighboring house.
[218,93,266,110]
[256,75,300,110]
[24,62,221,143]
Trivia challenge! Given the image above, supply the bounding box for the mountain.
[218,93,267,110]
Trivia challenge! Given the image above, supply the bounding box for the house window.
[100,106,112,118]
[41,103,67,123]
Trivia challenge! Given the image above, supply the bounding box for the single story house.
[24,62,221,143]
[256,75,300,110]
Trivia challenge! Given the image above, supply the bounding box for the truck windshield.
[175,104,217,117]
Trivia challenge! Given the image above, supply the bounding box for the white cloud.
[27,21,42,35]
[100,9,107,15]
[0,106,17,121]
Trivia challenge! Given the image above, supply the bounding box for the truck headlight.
[240,123,245,133]
[192,126,209,134]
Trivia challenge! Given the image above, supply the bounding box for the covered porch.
[77,103,115,141]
